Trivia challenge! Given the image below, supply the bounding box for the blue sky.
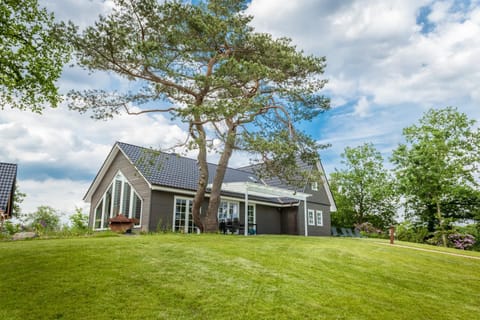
[1,0,479,214]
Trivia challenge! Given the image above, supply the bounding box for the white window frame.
[93,171,143,230]
[307,209,315,226]
[247,204,256,234]
[316,210,323,226]
[247,204,256,225]
[311,181,318,191]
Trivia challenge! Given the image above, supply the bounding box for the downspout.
[244,185,248,236]
[304,197,308,237]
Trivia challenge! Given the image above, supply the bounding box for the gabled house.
[84,142,336,236]
[0,162,17,219]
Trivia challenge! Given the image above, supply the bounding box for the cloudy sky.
[1,0,479,215]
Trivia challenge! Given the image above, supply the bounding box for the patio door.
[174,197,196,233]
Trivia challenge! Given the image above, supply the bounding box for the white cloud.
[18,178,90,215]
[41,0,115,29]
[352,96,370,117]
[248,0,480,177]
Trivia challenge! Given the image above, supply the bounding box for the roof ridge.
[0,162,17,166]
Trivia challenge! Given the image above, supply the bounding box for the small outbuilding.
[0,162,17,220]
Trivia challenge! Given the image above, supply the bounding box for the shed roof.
[0,162,17,213]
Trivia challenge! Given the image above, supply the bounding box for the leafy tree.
[0,0,71,112]
[391,107,480,246]
[12,183,26,217]
[69,208,89,231]
[66,0,329,232]
[330,143,398,229]
[28,206,61,232]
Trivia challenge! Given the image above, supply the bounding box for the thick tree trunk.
[204,128,236,232]
[191,124,208,232]
[436,201,447,247]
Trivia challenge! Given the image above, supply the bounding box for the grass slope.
[0,234,479,320]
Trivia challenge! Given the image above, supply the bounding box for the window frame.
[311,181,319,191]
[307,209,315,226]
[316,210,323,226]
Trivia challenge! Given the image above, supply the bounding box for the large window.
[93,171,142,230]
[217,201,239,223]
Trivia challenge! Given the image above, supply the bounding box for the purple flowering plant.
[448,233,476,250]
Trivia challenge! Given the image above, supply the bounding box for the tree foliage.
[66,0,329,231]
[69,208,89,231]
[0,0,71,112]
[28,206,61,232]
[391,107,480,246]
[12,183,26,217]
[330,143,398,229]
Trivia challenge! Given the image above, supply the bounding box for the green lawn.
[0,234,479,320]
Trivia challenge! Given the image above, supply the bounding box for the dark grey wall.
[254,204,282,234]
[305,178,332,206]
[296,201,331,237]
[306,203,331,237]
[150,192,210,232]
[149,190,175,231]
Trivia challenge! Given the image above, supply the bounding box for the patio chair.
[354,228,363,238]
[331,226,340,236]
[346,228,355,237]
[340,227,351,237]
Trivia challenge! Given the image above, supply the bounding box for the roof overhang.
[316,160,337,212]
[210,182,312,201]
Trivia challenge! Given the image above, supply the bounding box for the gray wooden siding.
[306,178,332,206]
[88,151,152,231]
[149,190,175,231]
[306,203,331,236]
[150,192,210,232]
[254,204,282,234]
[296,201,331,236]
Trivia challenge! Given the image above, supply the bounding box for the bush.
[27,206,61,235]
[354,222,387,238]
[69,208,89,232]
[396,221,430,243]
[3,220,21,235]
[448,233,476,250]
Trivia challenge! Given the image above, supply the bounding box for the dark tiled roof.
[116,142,302,204]
[117,142,258,191]
[0,162,17,212]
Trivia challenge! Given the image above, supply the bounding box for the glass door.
[174,197,195,233]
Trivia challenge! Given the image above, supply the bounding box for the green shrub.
[69,208,89,234]
[3,220,21,235]
[396,221,430,243]
[28,206,61,234]
[355,222,388,238]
